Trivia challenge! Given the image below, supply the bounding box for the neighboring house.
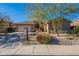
[70,20,79,30]
[70,20,79,27]
[0,20,15,33]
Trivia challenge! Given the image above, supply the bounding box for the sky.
[0,3,79,23]
[0,3,31,23]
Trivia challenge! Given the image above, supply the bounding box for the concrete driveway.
[0,45,79,55]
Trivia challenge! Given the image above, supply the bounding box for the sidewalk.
[0,45,79,55]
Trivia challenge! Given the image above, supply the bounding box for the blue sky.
[0,3,79,23]
[0,3,31,23]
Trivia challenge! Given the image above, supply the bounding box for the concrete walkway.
[0,45,79,55]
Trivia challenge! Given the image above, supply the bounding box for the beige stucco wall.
[48,20,71,33]
[58,21,71,33]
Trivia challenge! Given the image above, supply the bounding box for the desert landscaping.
[0,3,79,55]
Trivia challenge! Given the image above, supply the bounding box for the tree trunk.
[54,23,59,36]
[56,26,59,36]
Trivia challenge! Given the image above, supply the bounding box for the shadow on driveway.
[49,37,60,45]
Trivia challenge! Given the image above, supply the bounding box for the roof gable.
[16,21,34,25]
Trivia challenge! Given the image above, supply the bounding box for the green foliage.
[29,4,79,21]
[68,26,79,36]
[74,26,79,34]
[0,19,5,28]
[34,20,44,31]
[0,14,12,29]
[37,32,51,44]
[29,4,79,34]
[49,17,64,34]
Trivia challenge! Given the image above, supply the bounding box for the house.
[16,18,72,34]
[16,21,36,34]
[70,19,79,30]
[16,21,50,33]
[48,17,72,33]
[70,20,79,27]
[0,20,16,33]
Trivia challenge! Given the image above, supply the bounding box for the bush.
[37,32,51,44]
[74,26,79,34]
[69,26,79,36]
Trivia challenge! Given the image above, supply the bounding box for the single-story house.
[16,21,36,34]
[0,20,16,33]
[16,18,72,34]
[48,17,72,33]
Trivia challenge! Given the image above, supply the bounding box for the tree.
[29,4,49,32]
[34,20,44,32]
[0,20,5,28]
[0,13,13,33]
[52,17,64,35]
[48,4,79,35]
[28,4,79,35]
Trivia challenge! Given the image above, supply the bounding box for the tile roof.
[16,21,34,25]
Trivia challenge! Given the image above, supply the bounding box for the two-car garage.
[16,21,35,35]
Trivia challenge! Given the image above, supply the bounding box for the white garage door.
[18,25,32,35]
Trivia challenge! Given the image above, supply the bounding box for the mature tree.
[0,13,13,33]
[29,4,49,32]
[29,4,79,35]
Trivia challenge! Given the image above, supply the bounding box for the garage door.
[18,25,32,35]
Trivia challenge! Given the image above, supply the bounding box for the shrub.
[74,26,79,34]
[69,26,79,36]
[37,32,51,44]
